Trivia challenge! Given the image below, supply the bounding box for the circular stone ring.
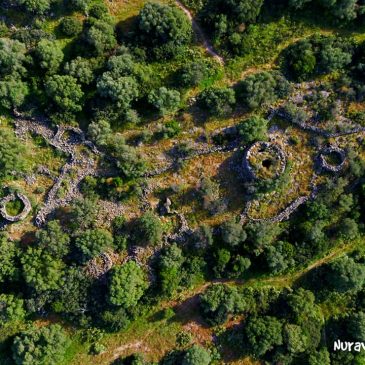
[0,192,31,222]
[318,146,346,173]
[243,141,287,180]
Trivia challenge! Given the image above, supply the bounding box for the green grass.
[5,199,25,217]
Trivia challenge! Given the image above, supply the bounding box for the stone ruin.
[243,141,287,180]
[0,192,31,222]
[318,146,346,173]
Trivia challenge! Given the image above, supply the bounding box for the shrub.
[236,71,290,109]
[135,211,163,246]
[198,87,236,116]
[148,87,181,116]
[60,17,83,36]
[238,115,268,145]
[75,228,114,262]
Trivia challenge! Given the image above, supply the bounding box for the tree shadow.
[215,149,248,214]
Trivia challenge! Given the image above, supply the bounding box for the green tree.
[264,241,295,274]
[0,38,27,77]
[221,218,247,247]
[284,324,308,354]
[66,0,91,13]
[198,87,236,116]
[86,19,116,55]
[97,73,139,111]
[284,39,316,81]
[0,294,25,326]
[87,119,112,147]
[319,42,352,73]
[21,247,65,293]
[246,221,282,255]
[59,17,83,37]
[200,284,243,326]
[338,218,359,240]
[101,307,130,332]
[201,0,264,42]
[178,59,219,87]
[75,228,113,262]
[0,129,27,179]
[213,248,231,277]
[51,267,91,320]
[308,348,330,365]
[110,136,147,179]
[182,345,211,365]
[64,57,94,85]
[230,256,251,278]
[35,40,64,74]
[0,233,18,282]
[137,2,192,59]
[237,71,286,109]
[136,211,163,246]
[238,116,268,145]
[325,255,365,292]
[244,315,283,357]
[348,312,365,342]
[12,325,70,365]
[0,76,28,110]
[45,75,84,115]
[108,261,148,308]
[16,0,51,14]
[158,244,184,296]
[37,220,70,258]
[70,196,99,231]
[320,0,358,21]
[148,87,181,116]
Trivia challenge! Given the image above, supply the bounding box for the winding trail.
[175,1,225,65]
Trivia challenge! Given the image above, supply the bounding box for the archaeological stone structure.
[0,192,31,222]
[243,141,287,180]
[318,146,346,173]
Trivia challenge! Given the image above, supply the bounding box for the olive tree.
[148,87,181,116]
[35,40,64,74]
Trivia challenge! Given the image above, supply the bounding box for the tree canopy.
[12,325,70,365]
[108,261,148,309]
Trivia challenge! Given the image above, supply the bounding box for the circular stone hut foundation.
[243,141,287,180]
[318,146,346,173]
[0,192,31,222]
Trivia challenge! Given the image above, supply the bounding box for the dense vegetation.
[1,0,365,364]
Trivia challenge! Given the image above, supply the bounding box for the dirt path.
[175,1,225,65]
[172,241,357,304]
